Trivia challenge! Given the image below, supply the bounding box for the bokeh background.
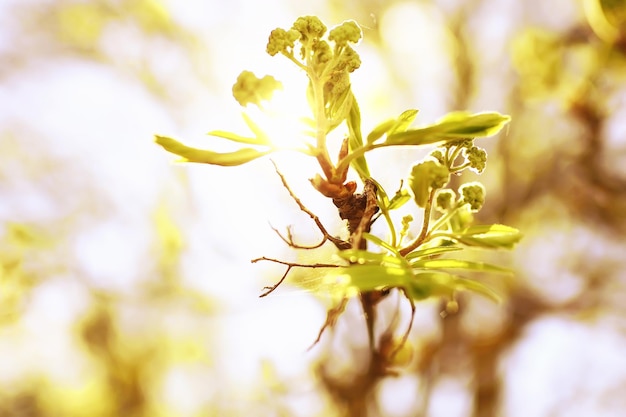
[1,0,626,416]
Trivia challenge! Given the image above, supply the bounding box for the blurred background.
[1,0,626,416]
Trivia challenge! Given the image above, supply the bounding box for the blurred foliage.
[52,0,177,51]
[0,224,52,325]
[2,0,626,417]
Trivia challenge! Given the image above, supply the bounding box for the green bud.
[409,159,450,207]
[459,182,485,212]
[436,189,455,212]
[430,149,445,165]
[266,28,300,56]
[328,20,362,46]
[464,146,487,174]
[335,45,361,73]
[232,71,282,107]
[292,16,327,42]
[312,39,332,66]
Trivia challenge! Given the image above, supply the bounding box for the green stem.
[335,142,382,177]
[450,162,471,174]
[447,144,464,168]
[428,204,461,233]
[308,68,336,179]
[399,188,436,256]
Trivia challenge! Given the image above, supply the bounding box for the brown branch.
[251,256,340,297]
[269,224,327,249]
[271,159,350,250]
[308,297,349,350]
[351,179,379,250]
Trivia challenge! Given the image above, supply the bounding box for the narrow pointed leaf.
[241,112,272,145]
[453,277,502,303]
[336,249,404,266]
[450,224,522,249]
[405,246,462,260]
[387,188,411,210]
[366,118,396,144]
[329,264,412,292]
[346,96,371,179]
[407,272,501,302]
[155,135,270,166]
[384,112,511,147]
[407,271,456,300]
[207,130,261,145]
[411,258,513,274]
[363,233,399,254]
[371,177,390,207]
[388,109,419,135]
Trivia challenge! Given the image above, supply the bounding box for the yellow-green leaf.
[388,109,419,135]
[405,246,462,260]
[330,264,412,292]
[207,130,261,146]
[155,135,270,166]
[346,96,371,179]
[336,249,404,266]
[366,118,396,144]
[411,258,512,274]
[450,224,522,249]
[384,112,511,147]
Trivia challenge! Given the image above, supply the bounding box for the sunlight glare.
[246,72,313,153]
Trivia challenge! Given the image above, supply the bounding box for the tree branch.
[271,159,350,250]
[251,256,340,297]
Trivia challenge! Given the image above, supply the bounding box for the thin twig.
[391,288,416,359]
[251,256,340,297]
[308,297,349,350]
[270,159,350,250]
[269,224,327,249]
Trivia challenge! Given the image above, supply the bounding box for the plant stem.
[399,188,436,256]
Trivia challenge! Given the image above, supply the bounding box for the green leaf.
[406,272,501,302]
[241,112,272,145]
[453,277,502,303]
[408,160,449,207]
[362,233,400,254]
[411,258,513,274]
[346,96,371,179]
[155,135,270,166]
[371,178,390,207]
[207,130,261,146]
[206,113,272,146]
[448,224,522,249]
[336,249,404,266]
[406,271,456,300]
[366,119,396,144]
[388,109,419,135]
[405,246,462,260]
[328,87,353,133]
[329,264,412,292]
[366,109,419,145]
[384,112,511,147]
[387,188,411,210]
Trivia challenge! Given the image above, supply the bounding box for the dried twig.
[269,224,327,249]
[251,256,340,297]
[308,297,349,350]
[391,288,416,360]
[271,159,350,250]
